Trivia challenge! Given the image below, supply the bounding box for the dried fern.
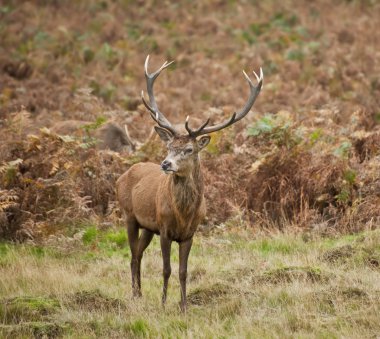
[0,189,19,212]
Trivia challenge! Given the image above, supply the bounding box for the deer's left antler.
[185,67,263,138]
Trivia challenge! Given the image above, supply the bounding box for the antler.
[185,67,263,138]
[141,55,178,136]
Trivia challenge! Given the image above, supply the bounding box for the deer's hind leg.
[126,215,141,297]
[136,229,154,293]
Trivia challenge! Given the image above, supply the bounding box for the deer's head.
[153,128,210,176]
[141,55,263,176]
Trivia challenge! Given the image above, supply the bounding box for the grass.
[0,227,379,338]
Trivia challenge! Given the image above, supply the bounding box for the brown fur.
[117,160,205,241]
[116,134,209,312]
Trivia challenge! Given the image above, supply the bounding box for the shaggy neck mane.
[170,158,204,220]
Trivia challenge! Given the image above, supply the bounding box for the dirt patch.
[67,290,126,311]
[322,242,380,269]
[321,245,355,263]
[189,267,207,282]
[223,266,256,284]
[359,249,380,269]
[187,283,231,305]
[256,266,327,284]
[340,287,368,299]
[309,286,372,316]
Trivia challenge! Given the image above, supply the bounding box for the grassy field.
[1,226,379,338]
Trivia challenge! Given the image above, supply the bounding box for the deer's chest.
[159,196,205,242]
[156,174,205,242]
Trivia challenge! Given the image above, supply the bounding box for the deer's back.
[52,121,132,152]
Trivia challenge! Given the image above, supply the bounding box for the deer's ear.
[154,126,173,142]
[197,135,210,149]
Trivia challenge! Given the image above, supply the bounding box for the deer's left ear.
[197,135,211,149]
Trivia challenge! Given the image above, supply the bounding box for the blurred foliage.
[0,0,379,238]
[334,141,352,159]
[247,113,303,149]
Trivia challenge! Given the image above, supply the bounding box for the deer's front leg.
[179,237,193,313]
[160,235,172,306]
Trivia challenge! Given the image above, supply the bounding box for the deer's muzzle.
[161,159,177,173]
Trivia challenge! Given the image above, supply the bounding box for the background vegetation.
[0,0,379,337]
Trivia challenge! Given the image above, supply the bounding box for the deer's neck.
[170,159,204,221]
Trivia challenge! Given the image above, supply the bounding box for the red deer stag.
[116,56,263,312]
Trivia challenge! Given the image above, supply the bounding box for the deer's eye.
[184,148,193,155]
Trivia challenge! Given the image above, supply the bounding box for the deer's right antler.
[141,55,178,136]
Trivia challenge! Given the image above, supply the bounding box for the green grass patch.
[0,243,10,256]
[249,237,303,255]
[81,225,130,258]
[0,296,60,324]
[124,319,150,337]
[82,226,98,245]
[105,229,128,248]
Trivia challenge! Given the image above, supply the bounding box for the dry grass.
[0,227,379,338]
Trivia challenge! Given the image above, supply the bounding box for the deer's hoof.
[132,291,142,298]
[179,301,187,314]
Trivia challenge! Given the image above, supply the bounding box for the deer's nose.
[161,160,172,171]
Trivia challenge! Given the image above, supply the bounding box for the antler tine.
[185,116,211,137]
[185,115,191,135]
[141,90,160,121]
[142,55,177,136]
[186,67,263,138]
[144,55,174,80]
[124,124,136,151]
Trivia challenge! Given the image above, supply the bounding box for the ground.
[1,227,379,338]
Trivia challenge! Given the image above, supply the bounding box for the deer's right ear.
[154,126,174,142]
